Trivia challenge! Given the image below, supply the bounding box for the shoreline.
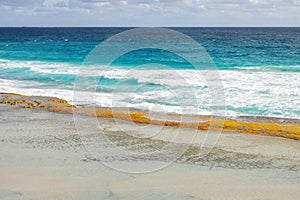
[0,92,299,140]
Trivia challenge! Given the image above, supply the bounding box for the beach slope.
[0,103,300,200]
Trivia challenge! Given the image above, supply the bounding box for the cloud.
[0,0,299,26]
[55,1,69,7]
[0,0,44,8]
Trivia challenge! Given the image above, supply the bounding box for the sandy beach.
[1,1,300,198]
[1,100,300,199]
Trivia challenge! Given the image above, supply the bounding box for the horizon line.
[0,25,299,28]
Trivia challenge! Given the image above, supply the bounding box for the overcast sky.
[0,0,299,26]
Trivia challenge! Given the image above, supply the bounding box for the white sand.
[0,104,299,200]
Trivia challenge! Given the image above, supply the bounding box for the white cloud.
[43,0,70,7]
[294,0,300,5]
[0,0,299,26]
[183,0,193,6]
[94,1,111,7]
[120,0,128,5]
[249,0,263,4]
[138,3,152,9]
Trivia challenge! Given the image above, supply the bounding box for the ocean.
[0,27,299,119]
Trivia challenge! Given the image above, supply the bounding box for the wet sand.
[0,104,300,200]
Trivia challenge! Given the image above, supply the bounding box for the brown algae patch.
[0,92,299,140]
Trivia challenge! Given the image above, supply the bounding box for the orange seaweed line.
[1,92,299,140]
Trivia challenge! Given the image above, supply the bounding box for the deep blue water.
[0,27,299,118]
[0,27,299,69]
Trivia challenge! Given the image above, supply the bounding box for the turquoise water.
[0,27,299,118]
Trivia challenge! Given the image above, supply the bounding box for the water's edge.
[1,92,299,140]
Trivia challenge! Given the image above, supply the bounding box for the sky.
[0,0,299,26]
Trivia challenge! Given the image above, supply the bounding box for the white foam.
[0,59,80,75]
[1,60,299,119]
